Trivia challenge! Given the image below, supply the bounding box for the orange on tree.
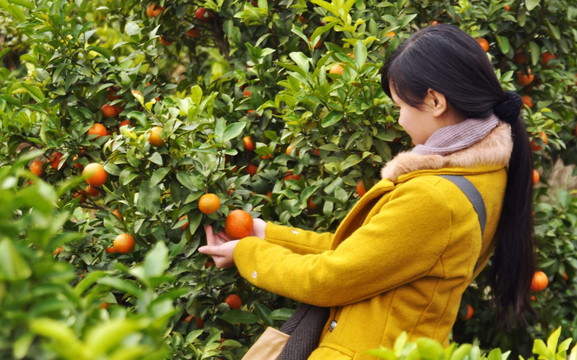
[195,7,211,22]
[243,136,255,151]
[29,159,44,176]
[243,88,252,97]
[224,294,242,309]
[113,233,135,254]
[530,131,548,151]
[82,163,107,187]
[530,270,549,292]
[307,197,317,210]
[186,27,200,38]
[53,246,64,256]
[356,179,367,197]
[85,185,100,197]
[88,123,107,138]
[541,52,557,67]
[244,162,258,176]
[198,193,221,215]
[329,63,344,75]
[73,154,83,169]
[100,103,118,118]
[521,95,533,108]
[533,169,540,185]
[106,246,117,254]
[476,38,489,52]
[513,49,526,64]
[119,119,131,128]
[112,209,123,221]
[184,315,204,328]
[159,36,173,46]
[49,151,64,170]
[179,215,189,230]
[516,70,534,87]
[459,304,474,320]
[146,4,165,17]
[149,126,165,147]
[286,146,297,156]
[225,209,254,239]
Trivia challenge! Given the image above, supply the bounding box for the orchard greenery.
[1,0,577,358]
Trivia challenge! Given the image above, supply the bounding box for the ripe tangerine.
[356,180,367,197]
[533,169,540,185]
[29,159,44,176]
[198,193,221,215]
[521,95,533,108]
[82,163,107,187]
[225,209,254,239]
[530,131,548,151]
[329,63,344,75]
[243,136,255,151]
[149,126,165,147]
[530,270,548,292]
[88,123,107,138]
[476,38,489,52]
[146,4,165,17]
[516,70,534,87]
[50,152,64,170]
[113,233,135,254]
[224,294,242,309]
[101,104,118,118]
[459,304,474,320]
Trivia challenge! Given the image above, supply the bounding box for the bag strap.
[437,175,486,237]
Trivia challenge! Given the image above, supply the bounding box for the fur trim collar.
[380,123,512,181]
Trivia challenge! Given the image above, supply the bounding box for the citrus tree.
[1,0,577,358]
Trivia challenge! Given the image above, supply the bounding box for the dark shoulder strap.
[437,175,486,237]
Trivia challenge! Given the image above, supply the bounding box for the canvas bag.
[242,175,485,360]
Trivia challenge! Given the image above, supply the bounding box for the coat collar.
[380,122,512,181]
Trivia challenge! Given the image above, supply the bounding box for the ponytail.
[490,91,536,325]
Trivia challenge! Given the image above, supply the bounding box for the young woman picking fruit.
[200,24,535,359]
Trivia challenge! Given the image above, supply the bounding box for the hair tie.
[493,91,522,123]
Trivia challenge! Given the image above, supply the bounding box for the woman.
[200,24,535,359]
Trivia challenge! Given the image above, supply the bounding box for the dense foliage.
[1,0,577,358]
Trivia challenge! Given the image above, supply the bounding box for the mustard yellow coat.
[234,124,513,360]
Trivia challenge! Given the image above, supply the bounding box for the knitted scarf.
[411,114,500,156]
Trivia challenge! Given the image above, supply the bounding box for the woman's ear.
[425,89,448,118]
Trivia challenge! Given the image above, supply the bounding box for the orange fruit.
[521,95,533,108]
[29,159,44,176]
[88,123,107,138]
[244,162,258,176]
[243,89,252,97]
[186,28,200,38]
[106,246,117,254]
[459,304,474,320]
[119,119,131,128]
[329,63,344,75]
[224,294,242,309]
[178,215,189,230]
[225,209,254,239]
[198,193,221,215]
[476,38,489,52]
[504,4,511,11]
[53,246,64,256]
[74,190,86,203]
[85,185,100,197]
[307,197,317,210]
[107,87,122,101]
[286,146,297,156]
[82,163,107,187]
[184,315,204,328]
[112,209,123,221]
[356,180,367,197]
[195,7,211,22]
[530,131,548,151]
[149,126,165,147]
[533,169,540,185]
[101,104,118,118]
[73,154,83,169]
[243,136,255,151]
[159,36,173,46]
[513,49,526,64]
[113,233,135,254]
[530,270,548,292]
[50,152,64,170]
[146,4,165,17]
[385,31,396,38]
[541,52,557,67]
[516,70,534,87]
[283,171,302,181]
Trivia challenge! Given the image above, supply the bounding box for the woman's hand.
[199,225,238,268]
[198,219,267,269]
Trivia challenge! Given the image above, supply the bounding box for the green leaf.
[86,319,146,357]
[0,238,31,281]
[533,339,551,359]
[353,40,367,69]
[125,21,141,36]
[137,180,161,215]
[495,35,510,55]
[289,52,310,73]
[417,338,445,360]
[75,270,108,296]
[98,277,144,297]
[526,0,540,11]
[13,332,34,359]
[143,242,170,279]
[150,168,170,186]
[0,0,26,22]
[322,110,343,128]
[547,327,561,355]
[223,122,246,143]
[30,319,85,357]
[529,41,540,66]
[22,84,45,102]
[219,309,260,325]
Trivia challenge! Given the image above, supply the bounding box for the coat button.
[291,229,299,234]
[251,271,257,279]
[329,320,337,332]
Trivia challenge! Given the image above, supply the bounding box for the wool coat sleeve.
[233,179,454,307]
[262,222,335,254]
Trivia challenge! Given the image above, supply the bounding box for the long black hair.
[380,24,535,325]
